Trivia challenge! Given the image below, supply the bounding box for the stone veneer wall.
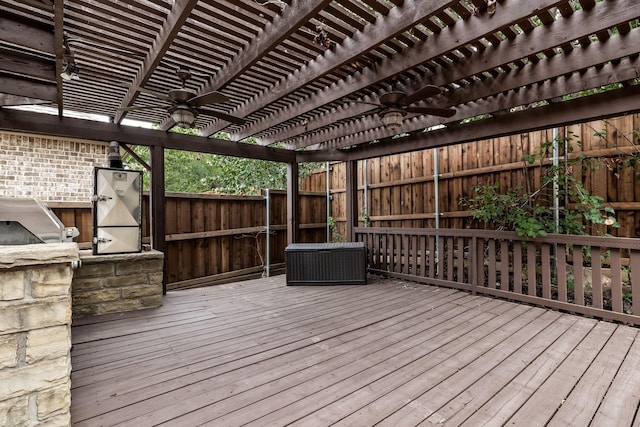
[0,243,79,427]
[72,250,164,318]
[0,130,108,203]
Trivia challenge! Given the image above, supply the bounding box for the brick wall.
[0,131,108,203]
[0,243,79,426]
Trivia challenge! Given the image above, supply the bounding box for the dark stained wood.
[199,0,333,135]
[344,85,640,162]
[236,0,459,141]
[298,26,640,151]
[0,108,296,163]
[0,76,57,103]
[2,0,639,163]
[287,162,299,244]
[557,244,568,303]
[286,0,638,151]
[71,275,640,426]
[345,159,358,242]
[114,0,199,124]
[0,11,54,53]
[0,49,55,82]
[150,144,166,292]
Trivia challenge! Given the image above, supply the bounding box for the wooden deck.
[71,275,640,426]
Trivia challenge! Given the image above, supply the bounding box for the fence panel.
[309,116,640,240]
[51,191,327,287]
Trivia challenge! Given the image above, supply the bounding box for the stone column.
[0,243,79,426]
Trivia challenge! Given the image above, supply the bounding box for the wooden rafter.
[343,84,640,162]
[284,0,640,150]
[201,0,460,137]
[114,0,199,124]
[54,0,64,116]
[0,0,638,164]
[293,27,640,150]
[238,0,568,143]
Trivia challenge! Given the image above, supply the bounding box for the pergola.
[2,0,640,255]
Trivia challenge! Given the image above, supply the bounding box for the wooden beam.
[290,0,629,150]
[0,108,297,163]
[120,142,150,170]
[0,12,55,54]
[0,95,50,107]
[196,0,332,134]
[53,0,64,116]
[0,76,56,102]
[287,162,300,244]
[150,144,166,293]
[0,49,55,82]
[286,0,640,150]
[202,0,458,137]
[346,84,640,161]
[309,46,640,151]
[230,0,567,141]
[114,0,199,124]
[345,159,358,242]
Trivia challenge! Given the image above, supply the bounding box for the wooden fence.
[302,115,640,240]
[51,190,327,289]
[356,227,640,325]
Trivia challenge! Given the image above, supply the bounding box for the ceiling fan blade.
[188,90,230,107]
[406,106,456,117]
[198,108,247,125]
[116,104,167,112]
[399,84,442,106]
[353,100,382,107]
[133,86,173,102]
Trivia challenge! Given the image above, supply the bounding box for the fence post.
[326,161,331,242]
[264,188,271,278]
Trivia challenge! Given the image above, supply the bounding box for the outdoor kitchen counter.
[71,249,164,318]
[0,242,79,426]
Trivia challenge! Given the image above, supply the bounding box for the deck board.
[71,275,640,426]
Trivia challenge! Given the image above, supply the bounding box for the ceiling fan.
[118,68,247,128]
[359,84,456,130]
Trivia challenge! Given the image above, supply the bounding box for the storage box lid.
[285,242,365,251]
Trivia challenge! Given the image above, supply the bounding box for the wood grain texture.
[71,275,640,427]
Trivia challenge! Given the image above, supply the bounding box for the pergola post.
[345,159,358,242]
[287,162,300,244]
[150,145,167,293]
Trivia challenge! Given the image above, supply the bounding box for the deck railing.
[355,227,640,325]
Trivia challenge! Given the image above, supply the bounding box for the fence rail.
[356,227,640,325]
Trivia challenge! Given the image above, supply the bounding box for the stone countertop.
[78,249,164,264]
[0,243,79,269]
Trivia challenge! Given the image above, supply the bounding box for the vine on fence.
[461,122,639,238]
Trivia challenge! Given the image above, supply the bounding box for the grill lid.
[0,197,79,244]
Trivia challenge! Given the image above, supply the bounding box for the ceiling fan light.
[170,107,196,128]
[380,109,406,130]
[60,62,80,81]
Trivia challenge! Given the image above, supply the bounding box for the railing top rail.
[355,227,640,250]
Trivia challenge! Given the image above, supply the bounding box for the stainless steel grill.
[0,197,79,244]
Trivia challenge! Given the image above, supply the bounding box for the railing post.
[471,235,478,295]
